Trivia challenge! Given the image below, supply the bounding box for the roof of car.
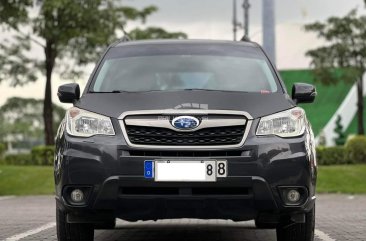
[114,39,259,48]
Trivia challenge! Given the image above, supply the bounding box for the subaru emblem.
[171,116,200,130]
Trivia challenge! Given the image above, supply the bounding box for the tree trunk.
[356,76,364,135]
[43,41,56,145]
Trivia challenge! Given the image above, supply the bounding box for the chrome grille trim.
[125,116,247,132]
[118,109,253,150]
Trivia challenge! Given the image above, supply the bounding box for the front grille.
[121,187,179,195]
[125,125,246,146]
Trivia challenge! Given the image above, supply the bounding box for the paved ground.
[0,194,365,241]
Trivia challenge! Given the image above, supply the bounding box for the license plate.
[156,160,216,182]
[144,159,227,182]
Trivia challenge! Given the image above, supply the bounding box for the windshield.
[91,44,279,93]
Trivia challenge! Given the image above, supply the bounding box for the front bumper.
[54,124,317,222]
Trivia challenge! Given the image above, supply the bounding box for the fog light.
[287,189,301,203]
[70,189,84,203]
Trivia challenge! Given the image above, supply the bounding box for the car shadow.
[94,220,277,241]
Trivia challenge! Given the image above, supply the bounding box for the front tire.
[56,207,94,241]
[276,207,315,241]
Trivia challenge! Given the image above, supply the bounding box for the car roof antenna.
[121,26,131,42]
[240,35,251,42]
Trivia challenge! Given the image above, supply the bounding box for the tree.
[305,10,366,135]
[0,0,33,28]
[334,115,346,146]
[317,130,327,146]
[0,114,6,143]
[129,27,187,40]
[0,0,187,145]
[0,97,65,144]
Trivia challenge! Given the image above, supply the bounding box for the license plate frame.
[153,159,217,182]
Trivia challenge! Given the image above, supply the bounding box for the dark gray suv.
[55,39,317,241]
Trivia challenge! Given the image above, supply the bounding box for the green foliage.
[304,9,366,134]
[317,164,366,194]
[129,27,187,40]
[0,143,5,158]
[317,130,327,146]
[0,0,187,145]
[1,153,32,166]
[0,115,6,141]
[0,0,33,28]
[0,0,187,85]
[316,146,349,165]
[345,135,366,164]
[317,138,366,165]
[0,35,38,86]
[0,97,65,142]
[304,10,366,81]
[31,145,55,166]
[0,165,54,195]
[334,115,346,145]
[0,145,54,166]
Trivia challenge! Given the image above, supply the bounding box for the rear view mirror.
[57,83,80,103]
[292,83,316,104]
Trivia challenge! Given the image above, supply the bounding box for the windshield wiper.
[182,88,215,91]
[90,89,249,93]
[89,90,136,93]
[182,88,250,93]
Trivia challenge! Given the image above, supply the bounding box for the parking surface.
[0,194,365,241]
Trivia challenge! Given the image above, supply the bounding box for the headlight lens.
[66,107,115,137]
[256,107,306,137]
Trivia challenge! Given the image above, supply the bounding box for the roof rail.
[240,35,251,42]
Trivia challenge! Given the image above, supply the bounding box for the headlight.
[256,107,306,138]
[66,107,115,137]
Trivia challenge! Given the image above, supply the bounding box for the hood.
[74,90,295,119]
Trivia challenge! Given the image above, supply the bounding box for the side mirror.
[57,83,80,103]
[292,83,316,104]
